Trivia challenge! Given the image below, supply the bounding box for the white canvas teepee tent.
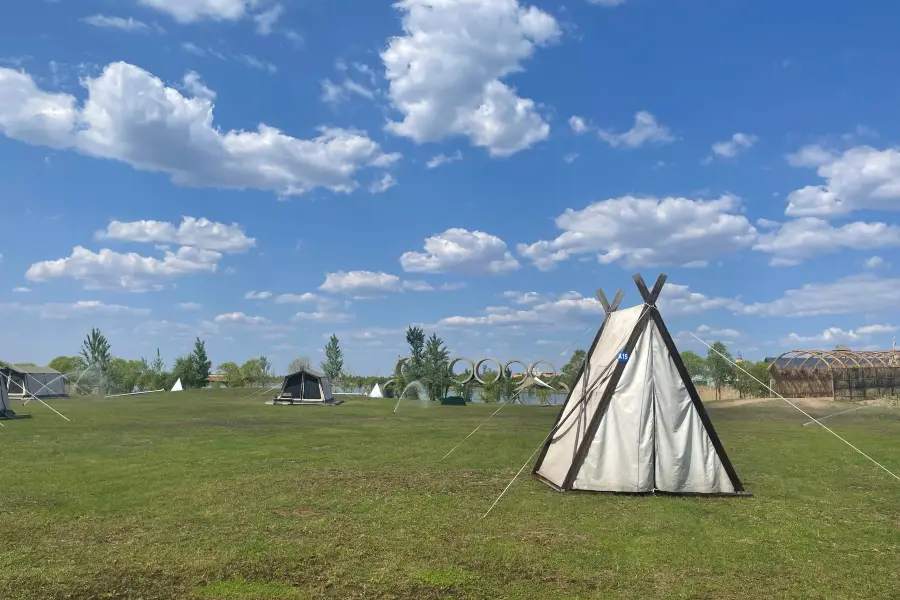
[369,383,384,398]
[532,273,747,497]
[171,378,184,392]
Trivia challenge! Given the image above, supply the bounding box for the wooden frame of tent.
[531,273,748,497]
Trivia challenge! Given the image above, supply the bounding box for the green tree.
[258,356,275,384]
[320,334,345,382]
[403,325,426,382]
[421,333,450,400]
[217,361,244,387]
[105,358,150,394]
[734,360,771,398]
[680,350,708,386]
[148,349,168,390]
[288,356,311,374]
[172,355,194,388]
[48,355,84,375]
[240,358,263,387]
[707,341,736,401]
[561,349,587,388]
[79,328,112,373]
[190,338,212,388]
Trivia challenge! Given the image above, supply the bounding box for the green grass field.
[1,390,898,600]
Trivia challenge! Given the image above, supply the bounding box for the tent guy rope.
[689,333,899,483]
[0,371,71,422]
[801,406,869,427]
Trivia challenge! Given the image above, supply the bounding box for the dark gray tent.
[272,368,342,405]
[0,368,31,420]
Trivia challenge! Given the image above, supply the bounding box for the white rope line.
[801,406,869,427]
[21,370,70,405]
[481,304,652,518]
[690,333,899,483]
[1,371,71,422]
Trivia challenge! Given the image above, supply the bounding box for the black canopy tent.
[272,367,342,405]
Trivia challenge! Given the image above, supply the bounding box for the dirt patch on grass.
[713,397,838,410]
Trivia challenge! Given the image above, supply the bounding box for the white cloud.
[400,228,520,274]
[0,300,150,319]
[695,324,740,338]
[237,54,277,74]
[214,312,270,326]
[381,0,560,156]
[134,319,219,339]
[863,256,887,269]
[182,71,215,100]
[275,292,320,304]
[177,302,202,310]
[369,173,397,193]
[597,111,675,148]
[753,217,900,266]
[290,311,354,323]
[244,290,272,300]
[253,4,283,35]
[569,115,589,134]
[0,62,399,196]
[740,275,900,317]
[138,0,249,23]
[81,15,155,32]
[517,194,757,270]
[711,132,757,158]
[321,78,376,105]
[785,145,900,217]
[426,150,463,169]
[26,246,221,292]
[439,281,736,330]
[12,286,31,293]
[563,152,579,164]
[319,271,401,297]
[657,283,742,317]
[783,324,897,347]
[587,0,627,5]
[97,216,255,253]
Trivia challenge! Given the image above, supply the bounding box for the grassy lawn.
[1,390,898,599]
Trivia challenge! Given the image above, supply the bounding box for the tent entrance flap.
[532,273,748,497]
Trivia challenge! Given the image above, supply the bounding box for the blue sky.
[2,0,900,375]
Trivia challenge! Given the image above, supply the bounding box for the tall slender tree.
[79,328,112,373]
[320,334,345,382]
[190,337,212,388]
[422,333,450,400]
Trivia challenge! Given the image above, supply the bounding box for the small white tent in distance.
[532,273,748,497]
[171,378,184,392]
[369,383,384,398]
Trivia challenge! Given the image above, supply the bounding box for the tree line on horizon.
[1,327,771,401]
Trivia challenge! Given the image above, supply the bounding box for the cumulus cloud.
[426,150,463,169]
[753,217,900,266]
[81,15,156,32]
[290,311,354,323]
[244,290,272,300]
[381,0,560,156]
[138,0,250,23]
[400,228,520,274]
[710,133,757,158]
[321,77,376,105]
[12,286,31,293]
[253,4,284,35]
[177,302,202,310]
[97,216,255,253]
[25,246,221,292]
[0,300,150,319]
[0,62,399,196]
[369,173,397,193]
[863,256,888,269]
[783,324,897,347]
[517,195,757,270]
[317,270,439,298]
[739,275,900,317]
[214,312,270,326]
[182,71,216,100]
[438,282,738,330]
[569,115,589,134]
[785,145,900,217]
[274,292,320,304]
[597,111,675,148]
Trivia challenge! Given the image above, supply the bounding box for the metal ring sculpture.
[503,360,529,379]
[448,357,475,384]
[474,358,503,385]
[392,356,563,386]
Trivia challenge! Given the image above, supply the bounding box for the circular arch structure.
[768,349,900,400]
